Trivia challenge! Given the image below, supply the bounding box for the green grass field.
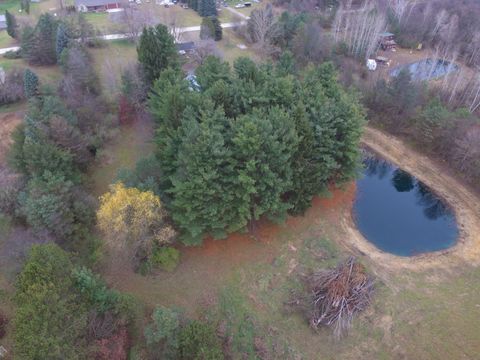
[103,184,480,359]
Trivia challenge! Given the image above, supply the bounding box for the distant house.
[379,32,397,51]
[75,0,120,12]
[0,15,7,30]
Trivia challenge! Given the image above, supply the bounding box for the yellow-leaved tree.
[97,182,172,260]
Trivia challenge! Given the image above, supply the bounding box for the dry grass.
[0,112,22,166]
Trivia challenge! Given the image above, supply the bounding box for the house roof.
[176,42,195,51]
[379,32,394,37]
[0,15,6,22]
[74,0,118,6]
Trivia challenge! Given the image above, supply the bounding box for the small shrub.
[178,320,224,360]
[137,260,153,276]
[144,306,181,358]
[3,49,22,59]
[86,38,108,48]
[151,246,180,272]
[23,68,39,98]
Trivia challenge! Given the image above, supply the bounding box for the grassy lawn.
[217,28,258,63]
[0,56,62,85]
[88,120,155,197]
[89,39,137,96]
[0,30,17,48]
[0,0,20,13]
[103,181,480,359]
[224,0,264,17]
[141,2,202,27]
[84,12,126,33]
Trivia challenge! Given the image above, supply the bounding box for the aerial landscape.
[0,0,479,359]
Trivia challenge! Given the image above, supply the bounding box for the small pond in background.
[353,153,459,256]
[390,58,459,81]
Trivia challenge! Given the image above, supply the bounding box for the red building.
[75,0,120,12]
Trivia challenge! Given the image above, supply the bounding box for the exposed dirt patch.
[0,112,22,167]
[341,127,480,271]
[104,187,356,314]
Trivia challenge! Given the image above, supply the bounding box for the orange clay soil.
[105,186,356,313]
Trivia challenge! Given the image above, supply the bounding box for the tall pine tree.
[137,24,179,86]
[5,10,17,38]
[231,107,298,225]
[24,69,39,98]
[56,23,69,61]
[199,0,217,17]
[286,103,324,215]
[25,14,58,65]
[170,106,242,244]
[149,57,365,245]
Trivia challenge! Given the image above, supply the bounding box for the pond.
[390,58,459,81]
[353,153,459,256]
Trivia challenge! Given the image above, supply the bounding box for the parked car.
[235,3,245,8]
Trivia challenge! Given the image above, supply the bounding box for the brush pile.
[305,257,374,337]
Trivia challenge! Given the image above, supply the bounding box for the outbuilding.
[75,0,120,12]
[379,32,397,51]
[0,15,7,30]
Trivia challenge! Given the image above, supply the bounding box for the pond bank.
[342,127,480,271]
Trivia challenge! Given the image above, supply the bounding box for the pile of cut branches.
[290,257,375,338]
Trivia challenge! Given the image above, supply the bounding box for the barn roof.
[176,42,195,51]
[74,0,118,6]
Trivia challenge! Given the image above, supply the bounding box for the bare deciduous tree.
[333,0,386,59]
[193,39,223,65]
[122,5,154,41]
[247,4,277,46]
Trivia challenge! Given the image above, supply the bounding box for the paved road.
[224,6,249,20]
[0,21,246,55]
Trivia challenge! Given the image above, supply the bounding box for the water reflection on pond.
[353,154,458,256]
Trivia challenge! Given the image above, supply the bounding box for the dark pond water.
[390,58,459,81]
[353,154,459,256]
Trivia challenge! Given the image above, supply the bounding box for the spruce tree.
[20,0,30,14]
[170,107,242,244]
[137,24,179,86]
[56,23,69,61]
[5,10,17,38]
[211,17,222,41]
[187,0,198,11]
[286,103,324,215]
[200,17,215,40]
[23,69,39,98]
[231,107,298,225]
[26,14,58,65]
[149,57,365,245]
[149,69,201,197]
[199,0,216,17]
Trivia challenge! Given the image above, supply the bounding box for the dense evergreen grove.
[148,57,364,245]
[187,0,217,17]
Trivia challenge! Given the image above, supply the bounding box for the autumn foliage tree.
[97,183,170,262]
